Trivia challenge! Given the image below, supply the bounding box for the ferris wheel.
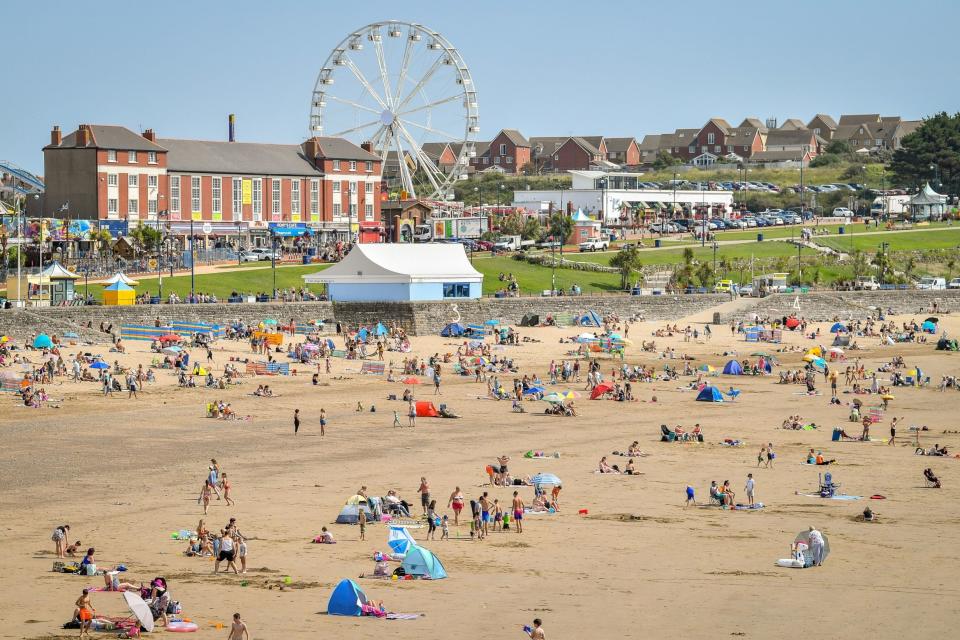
[309,21,479,200]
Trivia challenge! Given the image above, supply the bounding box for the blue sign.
[269,223,311,237]
[98,220,129,238]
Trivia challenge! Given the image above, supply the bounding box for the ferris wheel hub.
[379,109,396,126]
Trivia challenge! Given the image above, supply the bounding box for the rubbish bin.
[302,255,312,265]
[654,239,661,248]
[307,247,317,256]
[838,226,845,235]
[150,296,160,305]
[757,233,764,242]
[712,312,721,325]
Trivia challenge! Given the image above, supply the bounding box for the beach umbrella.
[401,377,421,385]
[921,321,936,333]
[543,392,565,403]
[590,381,614,399]
[829,322,847,333]
[881,394,895,401]
[750,351,770,357]
[809,357,826,370]
[560,391,578,400]
[522,386,546,396]
[161,346,181,356]
[33,334,53,349]
[89,361,109,370]
[1,336,9,343]
[302,342,319,352]
[531,473,562,486]
[577,333,597,343]
[698,364,715,372]
[263,318,279,325]
[785,317,800,329]
[610,336,633,345]
[122,591,155,633]
[158,333,181,342]
[828,347,844,354]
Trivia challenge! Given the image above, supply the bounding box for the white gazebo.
[908,183,947,220]
[304,244,483,302]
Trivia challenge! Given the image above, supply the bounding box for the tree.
[808,153,844,168]
[652,150,681,171]
[497,213,524,236]
[130,225,162,254]
[850,249,868,280]
[695,261,715,288]
[674,247,695,288]
[890,111,960,192]
[825,140,852,156]
[609,246,643,290]
[872,250,892,284]
[521,215,542,241]
[901,254,917,282]
[547,212,573,246]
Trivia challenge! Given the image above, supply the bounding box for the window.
[707,132,715,144]
[443,283,471,298]
[128,198,139,215]
[483,157,489,164]
[333,203,342,216]
[714,145,721,153]
[364,203,373,220]
[553,155,558,161]
[332,180,340,193]
[727,145,734,153]
[212,177,221,214]
[365,161,372,172]
[148,151,158,164]
[191,176,201,212]
[348,181,357,194]
[333,159,340,171]
[147,175,158,188]
[107,150,117,163]
[148,199,157,214]
[170,176,180,212]
[688,146,696,154]
[506,157,513,164]
[310,179,319,215]
[365,182,373,194]
[349,204,357,216]
[107,174,118,187]
[494,157,500,164]
[499,143,507,155]
[252,179,262,218]
[814,128,821,135]
[128,150,137,163]
[107,198,118,214]
[349,160,357,171]
[291,180,300,214]
[232,178,242,216]
[875,138,882,146]
[271,179,281,215]
[128,174,138,187]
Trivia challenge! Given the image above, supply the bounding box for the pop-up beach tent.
[440,323,465,337]
[830,322,847,333]
[33,333,53,349]
[328,579,369,616]
[400,545,448,579]
[722,360,744,375]
[578,310,602,327]
[696,386,724,402]
[415,401,439,417]
[336,495,374,524]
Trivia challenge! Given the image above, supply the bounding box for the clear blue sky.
[4,0,958,174]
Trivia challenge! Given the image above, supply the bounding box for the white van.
[916,276,946,291]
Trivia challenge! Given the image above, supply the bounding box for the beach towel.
[385,613,420,620]
[733,503,764,510]
[798,493,861,500]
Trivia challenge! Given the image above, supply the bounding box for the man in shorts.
[479,492,492,536]
[512,491,524,534]
[745,473,756,506]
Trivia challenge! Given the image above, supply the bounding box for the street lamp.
[474,185,483,215]
[597,177,607,223]
[237,221,242,265]
[270,227,277,299]
[156,209,168,301]
[189,217,195,302]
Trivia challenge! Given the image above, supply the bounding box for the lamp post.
[270,227,277,300]
[474,185,483,215]
[797,242,802,285]
[597,177,607,224]
[156,210,168,301]
[189,217,195,302]
[237,221,242,265]
[879,242,889,284]
[712,240,718,279]
[672,171,678,221]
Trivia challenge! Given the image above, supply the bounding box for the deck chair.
[660,425,676,442]
[819,472,841,497]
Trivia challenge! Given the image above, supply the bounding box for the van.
[916,276,946,291]
[714,279,735,293]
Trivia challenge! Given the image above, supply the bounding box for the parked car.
[948,278,960,290]
[855,276,881,291]
[916,276,947,290]
[832,207,853,216]
[738,283,755,296]
[474,240,494,251]
[579,238,610,252]
[240,248,277,262]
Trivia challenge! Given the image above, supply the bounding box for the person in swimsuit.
[448,487,464,525]
[76,588,94,638]
[479,492,493,536]
[293,408,300,435]
[201,481,212,515]
[512,490,525,534]
[417,477,430,516]
[221,473,234,507]
[497,455,510,484]
[319,407,326,436]
[227,613,249,640]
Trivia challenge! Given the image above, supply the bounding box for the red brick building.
[42,125,382,244]
[469,129,530,173]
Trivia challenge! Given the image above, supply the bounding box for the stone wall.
[3,290,958,339]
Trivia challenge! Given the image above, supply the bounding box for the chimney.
[50,125,62,146]
[143,128,156,142]
[304,138,320,166]
[228,114,236,142]
[361,141,372,153]
[76,124,91,147]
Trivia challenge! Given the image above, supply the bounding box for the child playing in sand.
[440,515,450,540]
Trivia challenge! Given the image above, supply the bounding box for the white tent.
[103,272,139,286]
[304,244,483,302]
[38,261,80,280]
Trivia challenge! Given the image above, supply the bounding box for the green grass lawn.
[567,241,799,266]
[86,264,329,301]
[818,227,960,253]
[472,255,623,294]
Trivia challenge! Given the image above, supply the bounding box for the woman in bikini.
[221,473,234,506]
[448,487,465,526]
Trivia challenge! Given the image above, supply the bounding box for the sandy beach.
[1,310,959,639]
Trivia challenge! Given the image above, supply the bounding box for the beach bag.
[85,563,97,576]
[433,517,441,527]
[392,567,406,577]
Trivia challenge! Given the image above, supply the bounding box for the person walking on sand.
[408,399,417,427]
[745,473,756,506]
[888,416,900,446]
[418,477,431,516]
[684,485,696,508]
[319,407,326,437]
[76,588,94,638]
[433,365,442,395]
[221,473,234,507]
[227,613,249,640]
[293,408,301,435]
[512,490,525,534]
[448,487,464,525]
[766,443,775,468]
[392,410,402,428]
[757,446,766,468]
[201,481,213,515]
[358,508,367,541]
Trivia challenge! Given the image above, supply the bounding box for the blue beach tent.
[696,386,724,402]
[440,323,465,337]
[722,360,744,375]
[327,579,368,616]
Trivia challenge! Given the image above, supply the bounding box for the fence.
[245,361,290,376]
[360,362,385,375]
